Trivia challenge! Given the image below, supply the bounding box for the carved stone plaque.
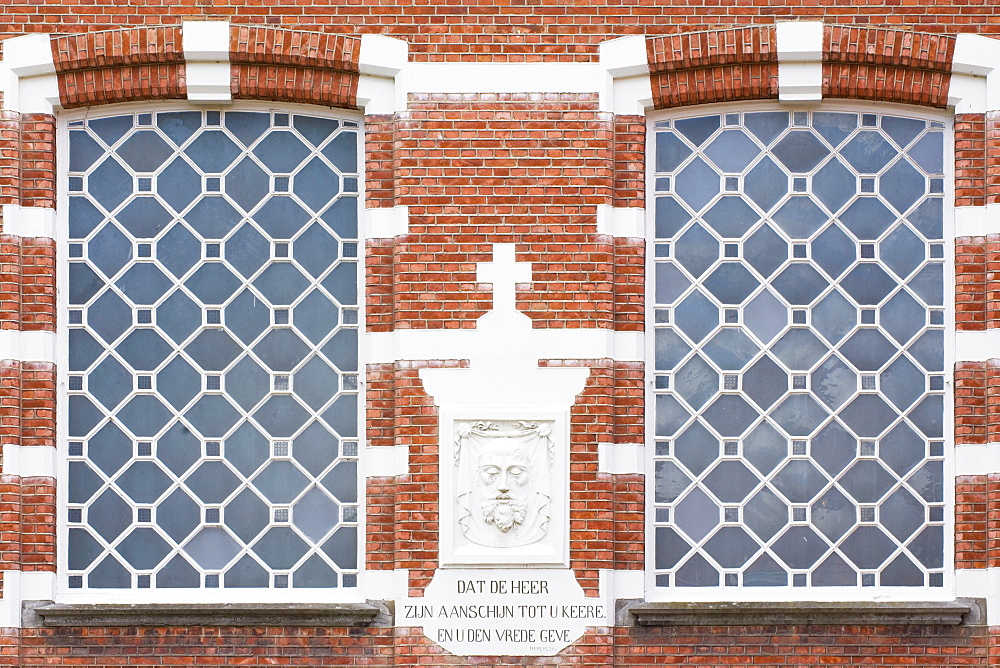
[439,413,567,566]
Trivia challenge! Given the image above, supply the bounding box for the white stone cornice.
[956,330,1000,362]
[357,34,408,115]
[599,35,653,115]
[951,34,1000,113]
[776,21,824,102]
[0,330,56,364]
[2,204,55,239]
[0,33,60,114]
[182,20,231,103]
[1,444,56,479]
[596,204,645,238]
[364,205,410,238]
[597,443,645,475]
[955,443,1000,477]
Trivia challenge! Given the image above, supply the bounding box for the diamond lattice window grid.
[652,108,946,589]
[66,109,362,590]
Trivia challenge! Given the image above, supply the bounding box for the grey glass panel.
[320,327,357,372]
[256,197,311,238]
[157,422,200,476]
[812,112,856,147]
[908,197,943,240]
[255,395,311,437]
[226,224,270,279]
[812,553,856,586]
[908,132,944,174]
[226,158,269,213]
[68,461,103,504]
[839,460,896,503]
[226,111,271,147]
[186,395,241,438]
[881,554,923,586]
[655,262,690,305]
[294,115,340,148]
[908,395,943,438]
[158,158,201,213]
[116,461,172,503]
[185,262,242,305]
[881,488,925,541]
[811,224,854,280]
[838,395,899,438]
[702,461,759,503]
[839,526,895,569]
[294,357,338,410]
[771,459,828,503]
[811,419,856,476]
[655,460,692,504]
[674,224,718,279]
[324,393,359,439]
[225,421,270,477]
[293,422,339,476]
[69,395,104,437]
[811,158,855,213]
[743,111,788,145]
[771,328,827,370]
[224,555,269,588]
[186,197,241,239]
[156,290,201,344]
[293,488,339,541]
[771,264,827,305]
[881,356,925,411]
[772,131,829,172]
[117,395,173,437]
[253,461,309,504]
[295,223,340,279]
[68,263,104,305]
[840,131,895,173]
[812,487,855,541]
[224,488,269,543]
[673,421,718,476]
[703,263,758,304]
[703,526,759,568]
[654,329,691,370]
[743,553,786,587]
[156,112,200,147]
[69,196,105,239]
[773,196,827,240]
[742,356,786,411]
[702,395,758,437]
[88,223,131,278]
[811,290,855,345]
[117,528,171,570]
[743,487,787,541]
[881,159,926,215]
[89,356,131,409]
[294,554,338,588]
[254,329,311,371]
[770,394,829,437]
[322,263,358,306]
[654,527,690,569]
[116,263,173,305]
[743,225,786,280]
[186,130,241,173]
[89,488,132,542]
[674,115,720,147]
[88,423,132,477]
[743,422,788,475]
[908,525,943,568]
[68,528,104,571]
[704,129,759,173]
[185,461,240,503]
[655,394,690,436]
[70,329,104,371]
[253,131,310,172]
[702,329,759,371]
[158,224,201,279]
[323,526,358,569]
[907,329,944,372]
[811,354,856,410]
[70,130,104,172]
[254,527,309,569]
[225,289,271,346]
[295,290,340,345]
[703,197,758,238]
[675,553,719,587]
[117,330,173,371]
[673,290,718,344]
[185,329,242,371]
[909,263,944,306]
[771,526,828,569]
[157,488,200,543]
[185,527,241,570]
[88,159,132,212]
[226,356,269,411]
[654,196,689,239]
[880,423,926,476]
[158,355,201,410]
[158,555,201,588]
[742,289,786,345]
[294,157,340,212]
[253,263,310,305]
[89,555,131,588]
[839,329,896,371]
[881,290,925,345]
[881,116,924,149]
[674,486,719,542]
[743,156,785,212]
[674,157,719,212]
[118,131,173,172]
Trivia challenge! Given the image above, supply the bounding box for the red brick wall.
[0,112,56,211]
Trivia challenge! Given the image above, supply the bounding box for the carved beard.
[481,494,528,532]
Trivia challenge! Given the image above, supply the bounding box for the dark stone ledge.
[31,601,384,627]
[625,599,980,627]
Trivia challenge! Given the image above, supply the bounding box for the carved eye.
[479,465,500,480]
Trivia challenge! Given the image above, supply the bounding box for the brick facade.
[0,12,994,667]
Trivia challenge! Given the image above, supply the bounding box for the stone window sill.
[625,599,979,627]
[29,602,384,627]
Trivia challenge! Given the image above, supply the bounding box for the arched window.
[64,106,361,593]
[649,105,948,592]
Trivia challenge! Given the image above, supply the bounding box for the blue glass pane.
[743,157,786,212]
[881,159,925,215]
[772,196,827,239]
[225,111,271,147]
[253,131,310,173]
[841,131,895,173]
[294,157,340,212]
[704,130,759,173]
[674,115,720,147]
[186,130,241,173]
[156,111,201,147]
[674,157,719,212]
[744,111,788,145]
[118,131,173,173]
[703,197,759,238]
[158,224,201,279]
[772,131,829,172]
[881,115,924,149]
[116,263,173,304]
[226,157,269,213]
[811,159,855,213]
[812,112,856,147]
[655,132,692,172]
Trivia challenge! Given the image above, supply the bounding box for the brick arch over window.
[646,26,955,110]
[49,26,362,110]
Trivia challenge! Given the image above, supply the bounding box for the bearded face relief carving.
[455,420,553,548]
